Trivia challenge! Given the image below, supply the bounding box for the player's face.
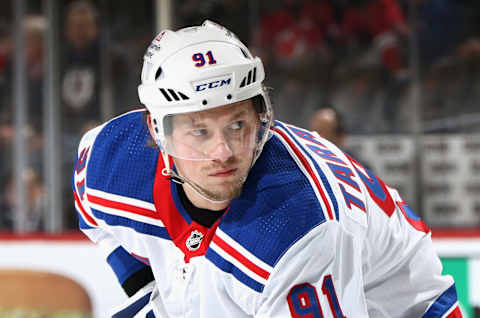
[171,100,258,203]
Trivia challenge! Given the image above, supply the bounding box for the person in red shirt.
[341,0,409,75]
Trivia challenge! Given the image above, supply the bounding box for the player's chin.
[209,181,244,201]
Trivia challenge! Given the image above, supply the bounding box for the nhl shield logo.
[186,230,204,251]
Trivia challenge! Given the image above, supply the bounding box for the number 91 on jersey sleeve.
[287,275,346,318]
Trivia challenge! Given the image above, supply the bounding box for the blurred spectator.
[339,0,409,77]
[334,0,410,132]
[0,15,46,131]
[416,0,480,68]
[255,0,339,127]
[61,1,134,229]
[255,0,337,74]
[457,37,480,60]
[61,0,130,136]
[61,0,101,134]
[416,0,462,67]
[0,22,12,123]
[309,107,346,147]
[0,17,45,212]
[24,16,45,97]
[0,168,46,231]
[0,123,43,182]
[0,16,45,206]
[309,106,371,169]
[24,16,46,131]
[418,0,480,131]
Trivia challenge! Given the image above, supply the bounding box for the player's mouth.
[208,168,237,177]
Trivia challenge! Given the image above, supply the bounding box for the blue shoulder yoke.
[86,111,160,204]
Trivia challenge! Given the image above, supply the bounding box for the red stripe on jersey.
[152,155,190,242]
[73,190,98,226]
[212,234,270,280]
[274,127,335,220]
[87,194,160,220]
[446,306,463,318]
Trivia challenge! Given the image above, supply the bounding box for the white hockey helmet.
[138,20,272,165]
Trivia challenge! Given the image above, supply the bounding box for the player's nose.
[209,134,233,162]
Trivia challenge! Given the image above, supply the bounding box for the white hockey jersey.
[73,110,462,318]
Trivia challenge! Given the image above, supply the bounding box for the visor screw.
[226,94,232,100]
[202,100,208,105]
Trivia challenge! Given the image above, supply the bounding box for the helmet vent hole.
[240,67,257,88]
[202,100,208,105]
[240,48,249,59]
[159,88,190,102]
[226,94,232,100]
[154,67,163,80]
[178,92,190,100]
[154,127,159,133]
[168,89,180,101]
[153,118,157,125]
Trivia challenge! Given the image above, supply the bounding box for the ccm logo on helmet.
[195,78,231,91]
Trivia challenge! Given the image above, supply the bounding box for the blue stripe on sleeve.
[422,284,458,318]
[112,292,152,318]
[107,246,148,285]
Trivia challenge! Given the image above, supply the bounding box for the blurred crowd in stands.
[0,0,479,231]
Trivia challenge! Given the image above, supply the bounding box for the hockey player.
[73,21,463,317]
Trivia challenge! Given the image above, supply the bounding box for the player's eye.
[190,128,208,137]
[229,121,243,130]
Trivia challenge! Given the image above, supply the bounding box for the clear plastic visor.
[161,100,266,161]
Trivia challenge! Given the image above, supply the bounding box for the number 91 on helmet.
[137,20,273,163]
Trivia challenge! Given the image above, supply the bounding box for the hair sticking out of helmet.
[138,20,273,203]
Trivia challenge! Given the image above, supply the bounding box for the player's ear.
[145,113,156,139]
